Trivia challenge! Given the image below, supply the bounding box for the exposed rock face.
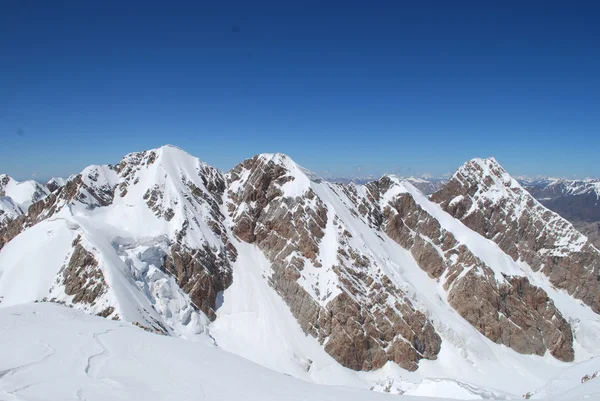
[0,174,10,195]
[431,158,600,315]
[0,173,106,251]
[449,272,573,361]
[163,242,232,320]
[61,237,108,305]
[0,192,59,250]
[46,177,65,193]
[227,154,441,371]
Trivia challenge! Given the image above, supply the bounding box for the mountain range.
[1,145,599,400]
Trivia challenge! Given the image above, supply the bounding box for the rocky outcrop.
[61,236,108,305]
[449,272,573,361]
[163,241,232,320]
[431,158,600,315]
[0,175,92,250]
[0,174,9,196]
[225,156,575,364]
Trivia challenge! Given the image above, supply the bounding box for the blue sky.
[1,1,599,181]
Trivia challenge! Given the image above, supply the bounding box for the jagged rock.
[163,242,232,320]
[449,271,573,361]
[62,237,108,305]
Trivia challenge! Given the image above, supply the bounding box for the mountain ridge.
[1,145,600,398]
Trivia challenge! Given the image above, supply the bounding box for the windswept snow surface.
[529,356,600,400]
[1,304,599,401]
[0,303,395,401]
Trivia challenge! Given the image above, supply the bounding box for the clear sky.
[1,1,599,181]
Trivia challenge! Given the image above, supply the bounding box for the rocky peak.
[432,157,600,314]
[350,174,575,361]
[46,177,66,192]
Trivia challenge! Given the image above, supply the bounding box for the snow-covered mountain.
[1,146,600,400]
[332,175,447,195]
[431,158,600,315]
[520,177,600,249]
[520,178,600,200]
[0,174,49,224]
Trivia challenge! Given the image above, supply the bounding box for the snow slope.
[0,303,394,401]
[1,303,599,401]
[529,356,600,400]
[222,154,583,395]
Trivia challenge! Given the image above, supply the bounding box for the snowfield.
[0,303,599,401]
[0,303,420,401]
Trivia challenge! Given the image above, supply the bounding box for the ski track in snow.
[0,342,56,399]
[84,329,115,379]
[0,342,55,380]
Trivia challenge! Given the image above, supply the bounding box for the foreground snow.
[1,303,599,401]
[0,304,427,401]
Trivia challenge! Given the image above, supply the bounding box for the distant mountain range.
[519,178,600,248]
